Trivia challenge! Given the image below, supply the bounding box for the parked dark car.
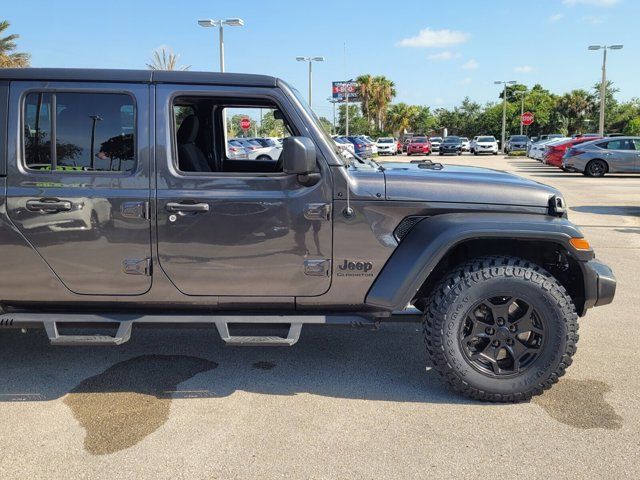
[439,136,463,155]
[343,136,372,158]
[504,135,529,153]
[0,68,616,403]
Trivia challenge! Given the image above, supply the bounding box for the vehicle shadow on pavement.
[572,205,640,217]
[0,323,468,406]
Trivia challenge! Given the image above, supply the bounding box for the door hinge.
[304,203,331,221]
[121,201,150,220]
[123,258,152,276]
[304,259,330,277]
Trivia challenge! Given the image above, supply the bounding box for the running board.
[3,313,362,347]
[215,322,302,347]
[44,321,132,346]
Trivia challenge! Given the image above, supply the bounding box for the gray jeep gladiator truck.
[0,69,615,402]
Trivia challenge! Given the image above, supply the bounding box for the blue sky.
[4,0,638,120]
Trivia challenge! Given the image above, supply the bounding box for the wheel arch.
[586,158,609,173]
[365,213,593,314]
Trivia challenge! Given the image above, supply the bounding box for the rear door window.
[23,92,136,172]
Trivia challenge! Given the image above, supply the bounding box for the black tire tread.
[422,255,579,402]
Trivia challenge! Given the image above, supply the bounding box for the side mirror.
[281,137,318,185]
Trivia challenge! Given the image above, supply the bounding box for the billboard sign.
[332,81,360,102]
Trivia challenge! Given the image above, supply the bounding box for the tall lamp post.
[327,97,338,134]
[588,44,623,136]
[494,80,517,152]
[198,18,245,72]
[514,89,527,135]
[296,56,325,108]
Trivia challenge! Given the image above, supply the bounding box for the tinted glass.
[24,92,135,172]
[478,136,495,142]
[510,135,528,142]
[603,139,634,150]
[412,137,427,143]
[444,137,460,143]
[24,92,53,168]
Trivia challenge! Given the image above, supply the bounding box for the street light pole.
[198,18,245,72]
[495,80,517,152]
[589,44,623,136]
[296,56,325,108]
[515,90,527,135]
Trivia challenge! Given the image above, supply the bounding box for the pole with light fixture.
[296,56,324,109]
[198,18,244,72]
[495,80,517,152]
[588,44,623,136]
[514,89,527,135]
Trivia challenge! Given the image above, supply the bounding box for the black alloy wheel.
[460,296,545,377]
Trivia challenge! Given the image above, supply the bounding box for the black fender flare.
[365,212,593,311]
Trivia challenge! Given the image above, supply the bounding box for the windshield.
[412,137,428,143]
[478,136,496,142]
[377,138,394,143]
[430,137,442,142]
[510,135,528,142]
[444,137,460,143]
[461,137,469,142]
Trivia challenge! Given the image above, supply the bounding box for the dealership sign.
[332,81,360,102]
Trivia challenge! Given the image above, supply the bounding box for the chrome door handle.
[166,202,210,213]
[26,198,73,213]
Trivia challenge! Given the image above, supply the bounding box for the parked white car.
[375,137,398,155]
[245,137,283,160]
[362,136,378,155]
[332,136,356,155]
[460,137,470,152]
[473,136,499,155]
[429,136,443,152]
[530,137,570,161]
[470,136,479,153]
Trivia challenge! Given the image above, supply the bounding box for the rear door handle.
[26,198,73,213]
[166,202,210,213]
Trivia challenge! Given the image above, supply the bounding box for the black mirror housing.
[281,137,317,175]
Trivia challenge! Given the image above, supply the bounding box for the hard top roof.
[0,68,278,87]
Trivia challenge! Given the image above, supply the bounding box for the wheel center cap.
[496,327,510,341]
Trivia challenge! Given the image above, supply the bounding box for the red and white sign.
[240,117,251,130]
[521,111,534,126]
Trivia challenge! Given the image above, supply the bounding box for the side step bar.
[215,322,302,347]
[3,313,365,347]
[44,321,132,346]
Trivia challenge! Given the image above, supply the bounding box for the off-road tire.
[422,256,579,402]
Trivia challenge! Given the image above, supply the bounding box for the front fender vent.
[393,216,426,242]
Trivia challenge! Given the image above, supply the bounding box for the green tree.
[387,103,421,136]
[337,104,369,135]
[370,76,396,130]
[0,20,30,68]
[355,74,374,125]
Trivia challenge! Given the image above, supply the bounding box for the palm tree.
[146,48,190,71]
[370,76,396,130]
[355,74,374,125]
[557,89,595,133]
[387,103,420,136]
[0,20,30,68]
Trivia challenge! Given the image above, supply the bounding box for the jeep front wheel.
[422,256,578,402]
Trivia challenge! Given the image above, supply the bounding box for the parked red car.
[544,136,602,167]
[406,137,432,156]
[397,139,403,153]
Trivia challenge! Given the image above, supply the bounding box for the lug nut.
[497,318,505,326]
[486,328,495,335]
[492,340,500,347]
[509,325,517,332]
[506,339,514,346]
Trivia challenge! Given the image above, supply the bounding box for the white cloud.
[435,98,445,105]
[397,28,470,48]
[514,65,533,73]
[563,0,619,6]
[459,77,472,85]
[549,13,564,22]
[427,51,461,60]
[461,59,478,70]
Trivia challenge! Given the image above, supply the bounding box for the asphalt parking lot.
[1,153,639,480]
